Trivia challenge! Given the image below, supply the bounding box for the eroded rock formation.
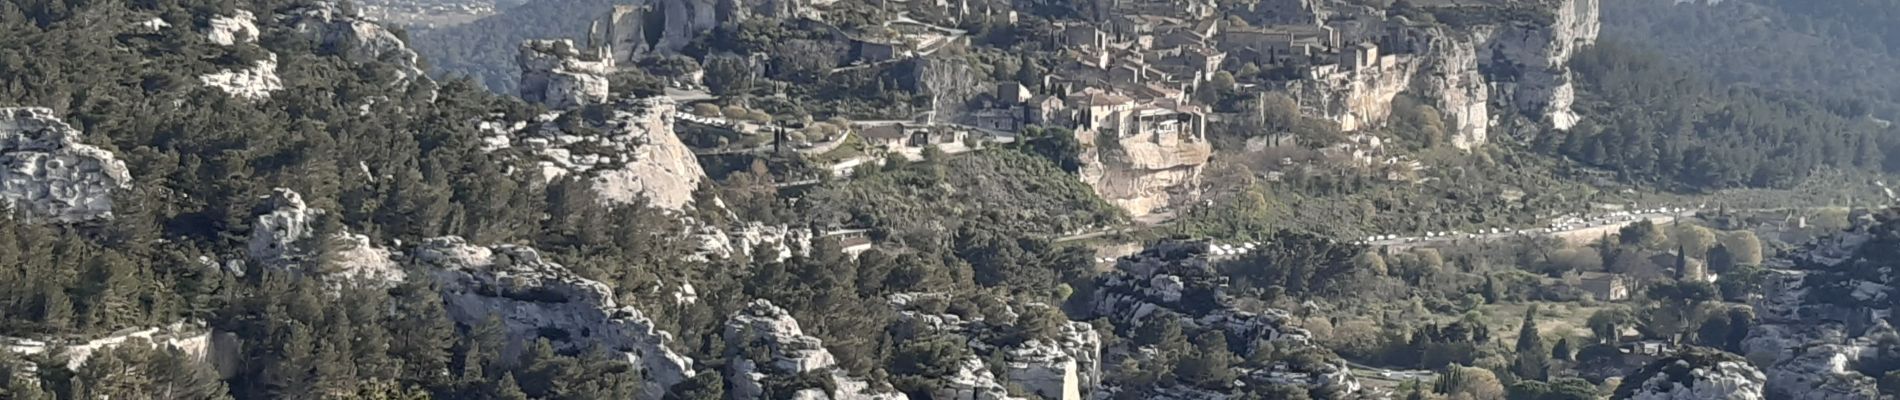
[247,188,405,285]
[1084,241,1358,395]
[518,39,612,109]
[690,221,814,263]
[1614,348,1767,400]
[204,10,259,46]
[0,321,239,377]
[200,56,284,100]
[0,108,132,223]
[1283,0,1598,149]
[287,1,427,85]
[889,294,1103,400]
[479,97,706,209]
[416,237,695,400]
[723,299,906,400]
[1739,215,1894,400]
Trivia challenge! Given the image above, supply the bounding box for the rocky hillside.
[1738,211,1900,400]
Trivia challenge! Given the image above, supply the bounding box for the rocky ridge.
[415,237,696,400]
[287,1,428,87]
[0,321,239,376]
[1739,214,1896,400]
[1614,348,1767,400]
[0,108,133,223]
[889,294,1103,400]
[1083,241,1359,395]
[478,97,706,210]
[724,299,907,400]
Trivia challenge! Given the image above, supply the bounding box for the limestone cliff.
[723,299,907,400]
[480,97,706,210]
[594,0,815,59]
[415,237,695,400]
[204,10,259,46]
[1613,348,1767,400]
[1283,0,1598,149]
[1075,118,1213,218]
[0,108,133,223]
[518,39,612,109]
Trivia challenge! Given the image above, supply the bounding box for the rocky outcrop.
[1740,213,1895,400]
[1613,348,1767,400]
[1075,113,1212,218]
[937,356,1024,400]
[0,108,132,223]
[415,237,695,400]
[690,221,814,263]
[889,294,1103,400]
[204,10,259,45]
[200,56,284,100]
[594,0,816,59]
[518,39,612,109]
[1084,241,1358,395]
[0,321,239,377]
[480,97,706,209]
[723,299,906,400]
[287,1,427,85]
[247,188,405,285]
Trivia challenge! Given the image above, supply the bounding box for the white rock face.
[1472,0,1599,131]
[0,108,132,223]
[1004,322,1102,400]
[481,98,706,210]
[204,10,259,45]
[690,221,814,263]
[0,321,239,376]
[518,39,612,109]
[287,1,427,85]
[247,188,404,285]
[938,356,1025,400]
[416,237,694,400]
[1283,0,1597,149]
[200,56,283,100]
[1620,354,1767,400]
[724,299,907,400]
[1075,119,1213,218]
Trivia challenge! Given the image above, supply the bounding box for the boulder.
[0,108,132,223]
[416,237,695,400]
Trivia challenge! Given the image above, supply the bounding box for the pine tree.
[389,277,455,387]
[1552,337,1575,362]
[495,373,530,400]
[1513,306,1549,380]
